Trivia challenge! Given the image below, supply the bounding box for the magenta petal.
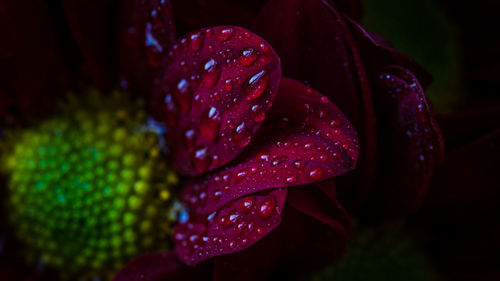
[181,78,359,215]
[366,66,444,217]
[112,251,209,281]
[174,188,287,265]
[153,26,281,176]
[118,0,176,98]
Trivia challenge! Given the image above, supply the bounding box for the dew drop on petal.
[242,70,269,101]
[199,106,221,141]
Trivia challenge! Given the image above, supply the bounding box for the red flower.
[114,0,443,280]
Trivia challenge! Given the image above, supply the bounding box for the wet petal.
[61,0,116,89]
[0,0,73,126]
[118,0,176,98]
[112,251,209,281]
[212,187,351,281]
[252,0,378,209]
[174,189,287,265]
[181,78,358,216]
[153,26,281,176]
[365,66,444,217]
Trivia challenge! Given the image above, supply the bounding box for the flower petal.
[174,189,287,265]
[364,66,444,217]
[212,187,351,281]
[0,0,73,126]
[181,78,359,215]
[252,0,378,210]
[118,0,176,98]
[152,26,282,176]
[60,0,116,89]
[112,251,210,281]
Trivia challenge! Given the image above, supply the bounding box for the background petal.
[118,0,176,99]
[153,26,281,176]
[181,78,358,216]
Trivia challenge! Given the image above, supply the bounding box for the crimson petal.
[112,251,210,281]
[153,26,281,176]
[118,0,176,98]
[174,188,287,265]
[181,78,358,215]
[364,66,444,217]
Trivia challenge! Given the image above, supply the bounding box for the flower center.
[1,91,178,280]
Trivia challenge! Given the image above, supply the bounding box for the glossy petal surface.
[181,78,359,215]
[174,189,287,265]
[118,0,176,98]
[153,26,281,176]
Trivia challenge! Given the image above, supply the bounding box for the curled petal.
[153,26,281,176]
[118,0,176,98]
[174,189,287,265]
[366,66,444,216]
[112,251,209,281]
[181,78,359,215]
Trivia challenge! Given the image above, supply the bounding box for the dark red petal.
[153,26,281,176]
[364,66,444,218]
[174,189,287,265]
[171,0,266,33]
[0,0,73,126]
[118,0,176,98]
[212,187,351,281]
[252,0,378,211]
[181,78,359,215]
[112,251,209,281]
[345,17,433,88]
[60,0,116,89]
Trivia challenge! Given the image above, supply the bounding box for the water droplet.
[320,96,329,103]
[189,31,204,51]
[173,78,192,113]
[285,176,297,184]
[240,197,255,213]
[218,27,234,41]
[249,104,266,122]
[184,129,196,150]
[242,70,269,101]
[223,79,233,91]
[258,196,276,219]
[293,159,305,169]
[234,169,248,184]
[199,107,221,141]
[239,48,259,66]
[232,122,252,147]
[259,42,271,55]
[202,59,220,88]
[308,167,323,180]
[192,147,211,172]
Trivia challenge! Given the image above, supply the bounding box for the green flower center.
[1,91,178,280]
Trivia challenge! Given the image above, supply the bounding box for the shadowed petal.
[364,66,444,217]
[118,0,176,98]
[0,0,73,126]
[174,189,287,265]
[181,78,358,215]
[60,0,116,90]
[112,251,210,281]
[252,0,377,212]
[152,26,281,176]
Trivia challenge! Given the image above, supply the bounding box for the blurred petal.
[153,26,281,176]
[364,66,444,217]
[0,0,73,126]
[61,0,116,89]
[112,251,210,281]
[252,0,377,211]
[174,189,287,265]
[118,0,176,98]
[181,78,358,216]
